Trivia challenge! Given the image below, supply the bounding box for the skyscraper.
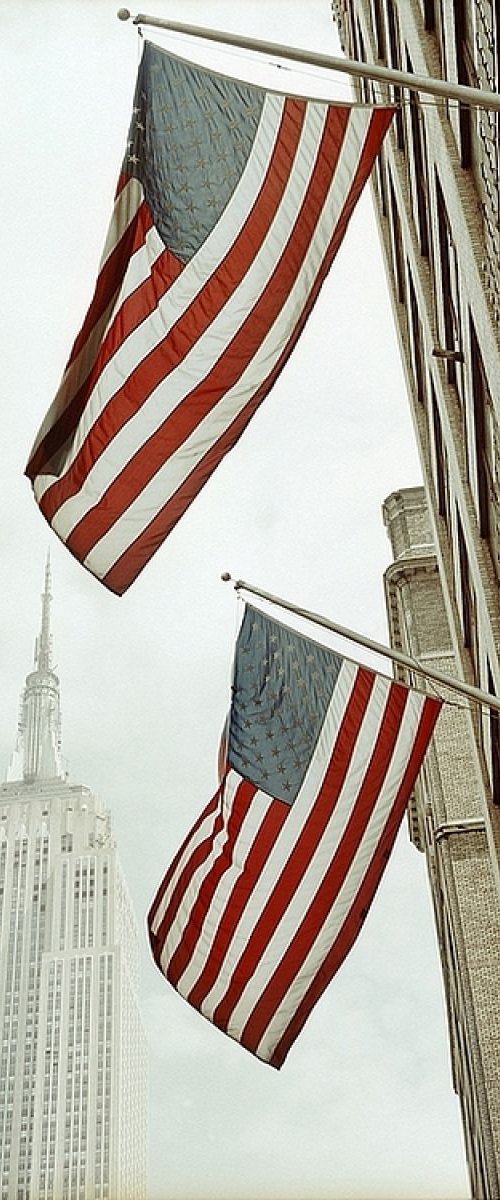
[0,557,147,1200]
[331,3,500,1196]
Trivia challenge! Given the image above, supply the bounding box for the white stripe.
[174,776,280,997]
[33,93,285,499]
[160,775,275,972]
[80,105,372,579]
[28,178,144,466]
[158,771,242,964]
[29,298,117,477]
[113,218,165,309]
[149,798,225,938]
[32,215,165,505]
[99,176,144,270]
[254,692,428,1061]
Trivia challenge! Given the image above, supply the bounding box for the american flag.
[26,41,394,594]
[148,604,441,1068]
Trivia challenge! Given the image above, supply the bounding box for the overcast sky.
[1,2,470,1197]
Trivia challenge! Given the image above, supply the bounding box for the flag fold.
[148,604,441,1067]
[26,41,394,592]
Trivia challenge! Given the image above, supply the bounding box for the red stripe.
[165,779,259,986]
[210,667,375,1033]
[152,801,227,957]
[40,238,182,514]
[67,183,149,367]
[269,695,441,1068]
[91,244,184,376]
[238,680,411,1055]
[186,792,289,1010]
[101,108,394,595]
[116,170,130,198]
[26,196,154,481]
[148,789,221,965]
[37,98,306,527]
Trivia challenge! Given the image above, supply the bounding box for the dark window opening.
[371,0,386,59]
[457,512,474,666]
[407,53,430,256]
[436,173,462,388]
[470,316,493,543]
[408,270,427,406]
[487,664,500,806]
[388,173,406,303]
[355,22,371,102]
[375,154,388,218]
[386,1,405,150]
[454,0,475,168]
[431,378,449,526]
[422,0,435,32]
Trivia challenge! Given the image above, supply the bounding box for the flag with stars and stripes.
[25,40,394,594]
[148,604,441,1068]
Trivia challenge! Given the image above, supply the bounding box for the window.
[406,54,430,256]
[388,173,405,303]
[435,174,463,388]
[453,0,476,168]
[431,378,450,527]
[371,0,386,59]
[487,664,500,806]
[470,315,496,555]
[457,511,477,678]
[374,153,388,218]
[353,20,371,103]
[421,0,435,31]
[408,270,427,406]
[386,0,405,150]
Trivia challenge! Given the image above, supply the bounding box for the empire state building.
[0,558,148,1199]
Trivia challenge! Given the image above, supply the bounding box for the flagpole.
[117,10,500,112]
[221,574,500,714]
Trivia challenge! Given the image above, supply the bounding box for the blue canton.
[125,41,266,263]
[229,607,342,806]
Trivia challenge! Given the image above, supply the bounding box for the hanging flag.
[25,40,394,594]
[148,604,441,1068]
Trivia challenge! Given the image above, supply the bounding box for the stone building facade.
[331,2,500,1195]
[383,488,500,1198]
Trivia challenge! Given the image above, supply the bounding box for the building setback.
[0,557,147,1200]
[332,3,500,1197]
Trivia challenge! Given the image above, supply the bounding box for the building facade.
[331,2,500,1196]
[0,558,147,1200]
[383,488,500,1199]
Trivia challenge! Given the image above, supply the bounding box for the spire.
[35,550,53,673]
[6,553,65,783]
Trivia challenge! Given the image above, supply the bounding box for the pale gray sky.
[1,2,469,1197]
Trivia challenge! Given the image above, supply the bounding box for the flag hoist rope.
[117,9,500,112]
[221,574,500,715]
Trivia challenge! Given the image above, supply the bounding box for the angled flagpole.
[221,574,500,715]
[117,9,500,112]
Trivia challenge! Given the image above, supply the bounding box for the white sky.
[1,1,470,1197]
